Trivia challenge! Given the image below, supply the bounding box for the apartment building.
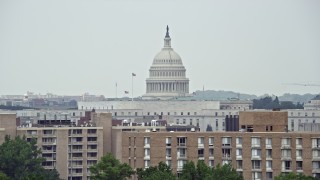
[111,111,320,180]
[0,112,112,180]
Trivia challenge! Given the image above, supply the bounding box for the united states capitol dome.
[143,26,190,100]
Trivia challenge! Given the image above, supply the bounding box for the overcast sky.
[0,0,319,97]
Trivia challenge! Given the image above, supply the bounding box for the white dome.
[152,48,183,65]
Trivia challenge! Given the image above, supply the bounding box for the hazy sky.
[0,0,319,97]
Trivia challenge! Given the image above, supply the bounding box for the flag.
[124,91,129,94]
[132,73,136,76]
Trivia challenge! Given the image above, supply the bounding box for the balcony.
[144,144,150,148]
[222,154,232,160]
[87,141,98,145]
[251,155,261,160]
[87,156,98,160]
[198,154,204,160]
[166,155,172,160]
[281,144,291,149]
[68,164,83,168]
[281,156,292,161]
[69,172,83,177]
[281,167,292,172]
[43,133,56,137]
[69,141,83,145]
[69,149,83,153]
[312,168,320,173]
[251,144,261,148]
[70,156,83,160]
[252,166,261,171]
[42,141,56,145]
[87,148,98,152]
[266,144,272,149]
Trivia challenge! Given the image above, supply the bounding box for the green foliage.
[137,162,176,180]
[89,153,134,180]
[179,161,243,180]
[253,96,303,109]
[0,135,60,180]
[275,172,315,180]
[0,172,9,180]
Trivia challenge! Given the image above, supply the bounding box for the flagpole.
[116,82,117,99]
[132,74,133,102]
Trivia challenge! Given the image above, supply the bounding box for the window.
[236,149,242,158]
[183,119,186,124]
[177,148,186,158]
[252,160,261,170]
[144,137,150,147]
[166,148,171,158]
[209,160,214,167]
[266,149,272,158]
[166,160,171,167]
[312,150,320,158]
[166,137,172,147]
[236,137,242,147]
[282,161,291,170]
[266,172,273,180]
[252,149,261,158]
[296,161,303,170]
[209,149,214,157]
[144,160,150,168]
[177,160,186,169]
[222,149,231,158]
[190,119,193,125]
[222,137,231,146]
[198,137,204,147]
[181,112,183,115]
[215,120,218,131]
[209,137,214,147]
[266,138,272,148]
[176,119,179,124]
[144,148,150,158]
[266,160,272,170]
[252,172,261,180]
[236,160,242,169]
[196,119,199,127]
[177,137,187,146]
[281,150,291,158]
[281,138,291,147]
[251,137,261,147]
[296,150,302,159]
[198,149,204,158]
[296,138,302,148]
[312,138,320,148]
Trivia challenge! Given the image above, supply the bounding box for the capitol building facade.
[143,26,190,100]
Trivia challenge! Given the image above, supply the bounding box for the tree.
[208,163,243,180]
[275,172,315,180]
[137,162,176,180]
[89,153,134,180]
[0,135,60,180]
[179,161,243,180]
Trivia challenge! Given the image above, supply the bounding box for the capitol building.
[143,26,190,100]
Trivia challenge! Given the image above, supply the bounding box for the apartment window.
[177,160,186,169]
[144,137,150,147]
[176,119,179,124]
[87,137,97,142]
[291,120,294,131]
[296,161,303,170]
[196,119,199,127]
[266,172,273,180]
[209,137,214,147]
[167,112,170,115]
[198,137,204,147]
[177,148,186,158]
[166,149,171,158]
[236,137,242,147]
[215,120,218,131]
[166,160,171,167]
[209,160,214,167]
[312,138,320,148]
[181,112,183,115]
[251,137,261,147]
[266,138,272,148]
[222,149,231,158]
[296,150,303,159]
[282,161,292,170]
[88,129,97,134]
[236,160,242,169]
[190,119,193,125]
[215,112,218,116]
[281,150,291,158]
[252,172,262,180]
[187,112,190,115]
[198,149,204,158]
[252,160,261,170]
[209,149,214,157]
[177,137,187,146]
[313,150,320,158]
[236,149,242,158]
[166,137,172,147]
[144,149,150,158]
[183,119,186,124]
[252,149,261,158]
[281,138,291,147]
[222,137,231,146]
[144,160,150,168]
[266,149,272,158]
[266,160,272,170]
[313,162,320,170]
[296,138,302,147]
[222,160,231,165]
[154,112,157,115]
